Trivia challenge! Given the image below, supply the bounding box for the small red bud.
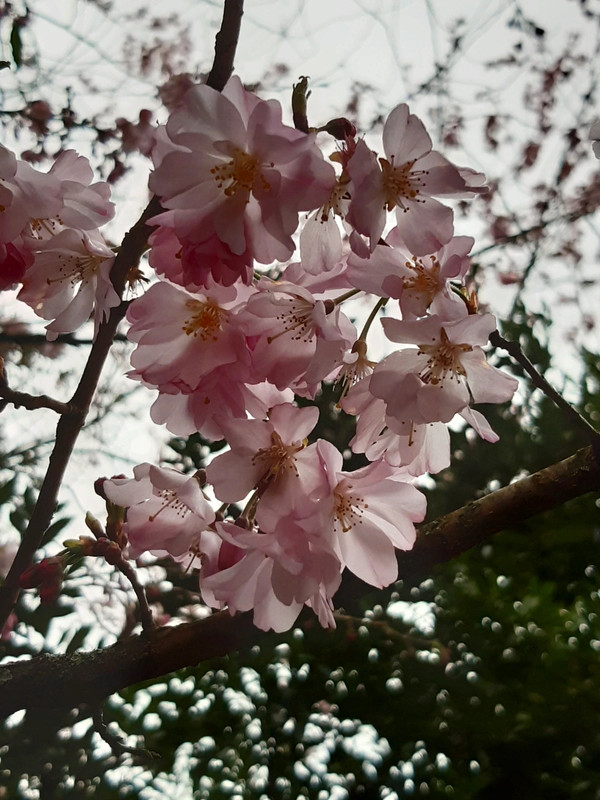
[104,542,122,566]
[323,117,357,140]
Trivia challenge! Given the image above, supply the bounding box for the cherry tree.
[1,1,600,796]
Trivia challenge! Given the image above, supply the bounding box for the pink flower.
[148,372,293,440]
[206,402,323,519]
[201,518,341,632]
[347,104,485,255]
[342,375,451,475]
[372,313,518,425]
[149,226,254,290]
[0,146,63,243]
[104,464,215,562]
[149,76,335,264]
[18,229,119,339]
[347,229,473,320]
[312,440,426,587]
[127,279,250,394]
[46,150,114,232]
[240,278,356,392]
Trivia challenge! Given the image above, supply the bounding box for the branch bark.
[1,444,597,718]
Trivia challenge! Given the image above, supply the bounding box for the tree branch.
[1,444,597,718]
[489,329,598,441]
[0,0,247,631]
[206,0,244,92]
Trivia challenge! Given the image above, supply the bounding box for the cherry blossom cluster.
[0,145,116,339]
[2,76,518,632]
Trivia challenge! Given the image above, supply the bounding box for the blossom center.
[320,178,349,222]
[48,252,105,288]
[417,327,472,385]
[379,156,428,212]
[267,296,316,343]
[182,298,226,340]
[333,480,367,533]
[403,255,440,302]
[148,488,190,522]
[210,148,269,200]
[252,431,304,488]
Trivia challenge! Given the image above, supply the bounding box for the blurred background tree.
[1,1,600,797]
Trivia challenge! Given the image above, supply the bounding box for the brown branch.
[0,0,247,631]
[489,329,599,441]
[0,444,597,718]
[206,0,244,92]
[0,381,76,416]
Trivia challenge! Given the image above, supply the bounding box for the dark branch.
[490,329,599,441]
[206,0,244,92]
[0,360,76,416]
[1,445,598,718]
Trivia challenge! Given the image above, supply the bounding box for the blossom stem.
[357,297,388,342]
[333,288,360,305]
[115,556,154,632]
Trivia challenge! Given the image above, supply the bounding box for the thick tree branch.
[0,444,597,718]
[0,0,246,630]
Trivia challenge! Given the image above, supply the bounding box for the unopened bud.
[322,117,357,140]
[85,512,105,539]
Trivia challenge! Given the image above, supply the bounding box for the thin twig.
[0,384,77,416]
[115,558,154,633]
[92,705,160,762]
[489,329,599,441]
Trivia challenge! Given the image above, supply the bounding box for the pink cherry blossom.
[347,104,485,255]
[126,279,251,394]
[149,76,335,264]
[206,402,322,512]
[312,440,426,588]
[240,278,356,392]
[149,226,254,290]
[149,372,293,440]
[372,313,518,426]
[347,229,473,320]
[104,464,215,561]
[342,375,451,475]
[18,229,119,339]
[201,518,341,632]
[45,150,114,233]
[0,146,63,243]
